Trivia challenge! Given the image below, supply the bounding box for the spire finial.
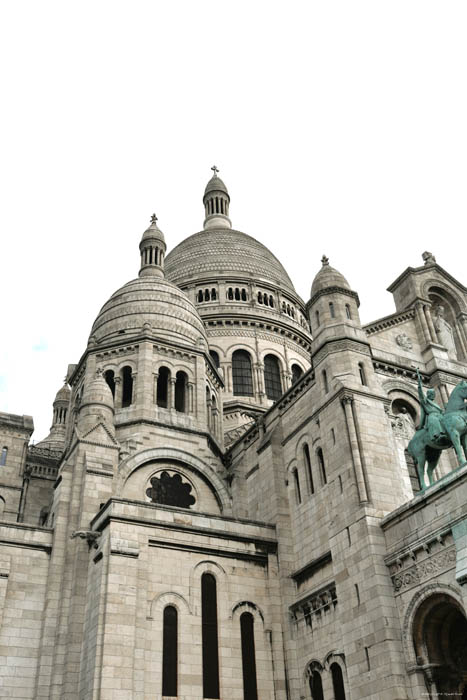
[211,165,219,177]
[321,255,329,266]
[150,213,158,224]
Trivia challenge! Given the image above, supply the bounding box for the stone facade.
[0,174,466,699]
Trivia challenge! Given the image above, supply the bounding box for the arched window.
[0,447,8,467]
[269,295,274,307]
[282,301,287,313]
[201,573,220,699]
[264,294,269,306]
[358,363,367,386]
[331,663,346,700]
[309,670,324,700]
[315,310,320,327]
[175,371,187,412]
[232,350,254,397]
[211,288,217,300]
[121,366,133,407]
[0,497,5,517]
[345,303,352,319]
[241,288,247,301]
[304,443,314,494]
[322,370,329,394]
[257,292,263,304]
[157,367,170,408]
[104,370,115,398]
[228,287,234,300]
[198,289,204,302]
[205,289,210,302]
[210,350,220,368]
[293,468,302,504]
[317,448,327,484]
[162,605,178,697]
[291,364,303,384]
[240,612,258,700]
[235,288,241,301]
[329,302,335,318]
[264,354,282,401]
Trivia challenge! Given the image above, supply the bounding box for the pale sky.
[1,1,466,441]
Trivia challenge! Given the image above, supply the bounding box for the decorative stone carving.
[146,471,196,508]
[396,333,413,350]
[422,251,437,265]
[434,305,457,359]
[390,547,456,593]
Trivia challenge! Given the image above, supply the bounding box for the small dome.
[54,384,71,403]
[141,215,165,243]
[90,277,208,348]
[81,373,114,410]
[310,256,351,297]
[204,175,229,197]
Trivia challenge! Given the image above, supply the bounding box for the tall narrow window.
[235,288,240,301]
[211,288,217,300]
[293,468,302,504]
[329,302,335,318]
[345,303,352,319]
[317,448,327,485]
[315,310,320,327]
[175,371,187,412]
[232,350,254,396]
[157,367,170,408]
[269,295,274,307]
[162,606,178,697]
[264,354,282,401]
[205,289,210,301]
[304,444,314,494]
[104,370,115,398]
[257,292,263,304]
[322,370,329,394]
[241,289,247,301]
[201,573,220,698]
[121,366,133,407]
[240,612,258,700]
[309,670,324,700]
[198,289,204,302]
[291,364,303,384]
[0,447,7,466]
[358,363,367,386]
[331,663,346,700]
[228,287,234,300]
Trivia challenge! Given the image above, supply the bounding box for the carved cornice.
[389,546,456,594]
[364,308,416,336]
[307,286,360,308]
[205,325,312,355]
[312,337,371,365]
[290,581,337,629]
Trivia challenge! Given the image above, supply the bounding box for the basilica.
[1,169,467,700]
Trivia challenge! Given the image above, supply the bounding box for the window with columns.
[232,350,254,396]
[264,354,282,401]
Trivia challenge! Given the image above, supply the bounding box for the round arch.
[149,590,191,619]
[115,447,232,513]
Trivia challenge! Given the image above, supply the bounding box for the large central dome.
[165,227,296,292]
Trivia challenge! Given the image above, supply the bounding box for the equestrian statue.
[407,371,467,490]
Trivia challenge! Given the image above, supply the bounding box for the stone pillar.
[424,304,438,343]
[342,396,369,503]
[188,382,194,413]
[114,376,122,409]
[169,378,176,410]
[415,302,430,346]
[131,371,137,405]
[455,317,467,358]
[152,372,159,404]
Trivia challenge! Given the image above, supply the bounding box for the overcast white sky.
[1,1,466,441]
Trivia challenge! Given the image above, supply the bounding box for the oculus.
[146,470,196,508]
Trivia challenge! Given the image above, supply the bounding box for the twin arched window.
[232,350,254,396]
[157,368,188,412]
[264,354,282,401]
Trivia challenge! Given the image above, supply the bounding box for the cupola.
[307,255,361,336]
[139,214,166,278]
[203,166,231,229]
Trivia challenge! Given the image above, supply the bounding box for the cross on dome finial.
[150,213,158,224]
[211,165,219,176]
[321,255,329,266]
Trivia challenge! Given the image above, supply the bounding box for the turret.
[139,214,166,278]
[203,165,231,229]
[77,371,115,435]
[35,382,71,452]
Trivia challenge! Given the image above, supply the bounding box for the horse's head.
[446,380,467,412]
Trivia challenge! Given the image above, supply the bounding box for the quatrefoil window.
[146,471,196,508]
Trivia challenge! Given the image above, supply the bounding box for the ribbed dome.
[54,384,71,402]
[165,228,296,292]
[311,257,350,297]
[89,277,208,347]
[204,175,228,196]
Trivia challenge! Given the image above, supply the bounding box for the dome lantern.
[203,166,231,230]
[139,214,166,278]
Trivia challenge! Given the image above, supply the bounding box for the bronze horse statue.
[407,379,467,490]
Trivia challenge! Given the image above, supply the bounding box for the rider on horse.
[417,370,446,443]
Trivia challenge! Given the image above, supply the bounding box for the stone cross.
[211,165,219,176]
[321,255,329,266]
[150,213,157,224]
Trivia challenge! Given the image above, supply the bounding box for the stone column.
[342,396,369,504]
[114,376,122,409]
[424,304,438,343]
[152,372,159,404]
[455,316,467,358]
[415,302,430,346]
[188,382,195,413]
[131,371,137,405]
[169,378,176,410]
